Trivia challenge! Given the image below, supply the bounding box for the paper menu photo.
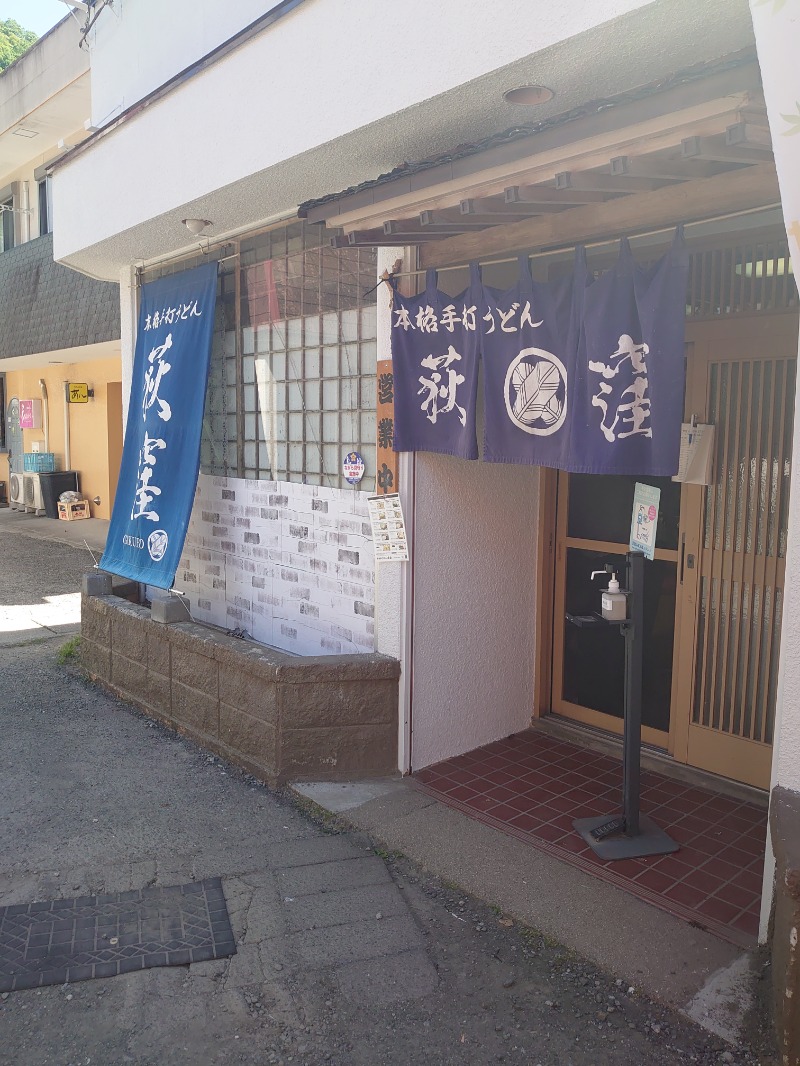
[367,493,409,562]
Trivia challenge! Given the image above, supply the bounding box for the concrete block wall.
[173,474,375,657]
[81,591,399,783]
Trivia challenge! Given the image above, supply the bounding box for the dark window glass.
[1,200,13,252]
[38,180,49,236]
[562,547,676,732]
[567,473,681,551]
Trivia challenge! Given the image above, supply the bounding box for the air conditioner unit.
[23,473,45,515]
[8,472,23,508]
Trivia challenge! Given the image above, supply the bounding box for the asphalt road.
[0,526,773,1065]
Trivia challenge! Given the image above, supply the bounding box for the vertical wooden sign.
[375,358,398,494]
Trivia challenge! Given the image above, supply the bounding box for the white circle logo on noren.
[147,529,169,562]
[504,347,568,436]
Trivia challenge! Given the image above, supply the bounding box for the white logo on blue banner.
[99,261,218,589]
[147,529,169,562]
[504,348,568,436]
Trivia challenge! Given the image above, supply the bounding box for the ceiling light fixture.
[12,127,39,138]
[502,84,554,107]
[181,218,213,236]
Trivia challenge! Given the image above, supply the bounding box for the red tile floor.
[414,728,768,947]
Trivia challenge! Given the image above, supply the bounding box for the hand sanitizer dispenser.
[591,566,628,622]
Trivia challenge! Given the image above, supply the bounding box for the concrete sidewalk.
[2,634,766,1063]
[0,506,103,648]
[291,778,763,1045]
[0,503,109,555]
[0,510,774,1060]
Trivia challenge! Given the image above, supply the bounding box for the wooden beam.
[609,154,724,181]
[419,162,780,269]
[332,229,440,247]
[725,121,772,150]
[382,218,472,235]
[304,62,762,226]
[419,209,487,229]
[461,197,567,217]
[736,105,770,128]
[505,184,611,206]
[555,170,667,193]
[682,134,768,164]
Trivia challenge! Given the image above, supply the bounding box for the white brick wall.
[174,474,375,656]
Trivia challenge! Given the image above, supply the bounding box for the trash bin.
[38,471,79,520]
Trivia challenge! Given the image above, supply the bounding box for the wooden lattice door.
[673,315,798,788]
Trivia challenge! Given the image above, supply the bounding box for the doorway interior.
[548,312,798,790]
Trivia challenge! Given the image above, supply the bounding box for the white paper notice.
[367,493,409,562]
[672,423,714,485]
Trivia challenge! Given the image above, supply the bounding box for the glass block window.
[145,221,378,491]
[239,223,377,489]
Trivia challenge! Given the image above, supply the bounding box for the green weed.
[57,636,82,665]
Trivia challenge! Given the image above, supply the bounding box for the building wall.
[0,17,86,139]
[56,0,658,268]
[0,123,88,248]
[4,357,122,519]
[410,453,540,770]
[174,474,375,657]
[0,233,120,359]
[86,0,296,126]
[86,0,652,139]
[0,15,91,248]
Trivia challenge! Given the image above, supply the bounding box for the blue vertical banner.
[100,261,219,588]
[390,266,481,459]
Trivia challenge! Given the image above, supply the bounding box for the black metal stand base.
[573,814,679,860]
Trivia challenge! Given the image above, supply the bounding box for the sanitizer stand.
[569,551,679,860]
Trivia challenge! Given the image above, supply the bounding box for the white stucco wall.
[410,453,539,770]
[86,0,288,126]
[767,340,800,794]
[54,0,657,266]
[87,0,652,135]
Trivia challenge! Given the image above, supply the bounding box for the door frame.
[534,311,799,788]
[548,470,679,750]
[671,313,798,787]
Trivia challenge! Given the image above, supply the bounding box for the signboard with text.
[99,261,218,588]
[629,482,661,561]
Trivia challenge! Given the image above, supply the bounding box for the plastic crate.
[23,452,55,472]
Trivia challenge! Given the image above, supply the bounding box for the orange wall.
[5,358,123,520]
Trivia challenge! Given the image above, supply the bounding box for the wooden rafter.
[305,63,764,232]
[555,170,669,194]
[609,154,726,181]
[725,121,772,150]
[331,229,442,247]
[419,162,780,268]
[461,197,568,217]
[682,134,770,164]
[504,184,612,206]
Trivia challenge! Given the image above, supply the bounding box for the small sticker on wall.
[367,493,409,562]
[343,450,365,484]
